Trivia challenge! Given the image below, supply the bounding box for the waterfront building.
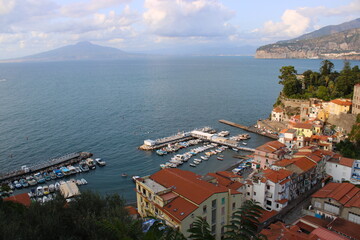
[271,107,284,122]
[245,168,292,211]
[289,122,314,137]
[311,182,360,224]
[278,129,298,149]
[135,168,243,239]
[351,159,360,184]
[325,99,352,115]
[326,156,355,183]
[352,83,360,115]
[253,141,288,169]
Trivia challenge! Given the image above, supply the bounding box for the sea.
[0,56,359,203]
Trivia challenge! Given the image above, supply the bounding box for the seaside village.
[133,84,360,239]
[3,84,360,240]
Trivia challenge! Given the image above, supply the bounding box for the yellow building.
[317,109,329,122]
[325,99,352,115]
[135,168,244,239]
[292,122,314,137]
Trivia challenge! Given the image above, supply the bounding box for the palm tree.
[187,216,215,240]
[143,217,186,240]
[223,200,265,240]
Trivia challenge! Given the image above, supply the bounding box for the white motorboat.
[95,158,106,166]
[43,185,50,195]
[54,182,60,191]
[81,178,88,185]
[36,186,44,197]
[189,163,196,167]
[49,184,55,193]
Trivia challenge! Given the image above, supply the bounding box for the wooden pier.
[219,120,278,140]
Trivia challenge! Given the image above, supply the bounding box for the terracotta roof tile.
[293,123,313,129]
[299,215,329,228]
[256,141,286,154]
[330,99,352,106]
[216,171,240,179]
[273,159,293,167]
[312,183,360,206]
[328,217,360,239]
[292,157,317,172]
[273,107,284,113]
[160,196,198,222]
[3,193,31,207]
[260,221,316,240]
[125,206,139,216]
[311,227,348,240]
[151,168,229,205]
[262,168,293,183]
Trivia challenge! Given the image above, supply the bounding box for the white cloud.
[0,0,16,15]
[143,0,235,38]
[255,0,360,40]
[60,0,131,17]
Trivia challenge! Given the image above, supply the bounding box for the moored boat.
[95,158,106,166]
[86,158,96,170]
[189,163,196,167]
[217,157,224,161]
[79,161,90,172]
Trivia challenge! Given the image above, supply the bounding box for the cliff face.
[256,28,360,60]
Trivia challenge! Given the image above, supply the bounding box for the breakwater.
[219,120,278,139]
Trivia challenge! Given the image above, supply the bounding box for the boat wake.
[0,79,7,82]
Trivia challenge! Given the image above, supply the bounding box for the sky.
[0,0,359,59]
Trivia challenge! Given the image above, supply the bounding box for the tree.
[320,60,334,76]
[224,200,265,240]
[187,217,215,240]
[278,66,302,97]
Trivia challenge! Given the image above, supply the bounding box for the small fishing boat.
[217,157,224,161]
[54,182,60,191]
[76,179,83,185]
[242,142,247,145]
[232,148,238,152]
[43,185,50,195]
[49,171,57,180]
[81,178,88,185]
[86,158,96,170]
[20,178,29,188]
[43,172,51,181]
[26,176,37,186]
[121,173,128,177]
[79,161,90,172]
[189,163,196,167]
[132,176,140,182]
[95,158,106,166]
[36,186,44,197]
[200,156,208,160]
[49,184,55,193]
[13,180,22,189]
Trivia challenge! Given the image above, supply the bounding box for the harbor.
[219,119,278,139]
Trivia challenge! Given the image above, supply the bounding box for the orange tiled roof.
[256,141,286,154]
[312,183,360,207]
[292,157,317,172]
[262,168,293,183]
[160,196,198,222]
[258,209,278,223]
[125,206,139,216]
[260,221,317,240]
[151,168,229,205]
[330,99,352,106]
[276,198,288,204]
[280,129,288,133]
[293,122,313,129]
[311,227,348,240]
[216,171,240,179]
[298,215,329,228]
[327,217,360,240]
[3,193,31,207]
[273,107,284,113]
[274,158,293,167]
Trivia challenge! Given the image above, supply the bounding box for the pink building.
[253,141,288,169]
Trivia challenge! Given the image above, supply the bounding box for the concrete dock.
[219,120,278,140]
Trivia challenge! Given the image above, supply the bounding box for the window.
[314,201,321,209]
[349,212,360,224]
[232,202,236,210]
[276,204,279,208]
[267,185,270,190]
[266,200,272,206]
[254,192,256,196]
[324,202,340,215]
[221,197,225,205]
[203,205,207,214]
[221,206,225,215]
[211,224,216,234]
[142,188,146,195]
[212,199,217,209]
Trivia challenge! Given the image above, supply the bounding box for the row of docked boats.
[230,133,251,141]
[160,143,229,169]
[28,178,88,204]
[156,139,203,156]
[6,158,105,191]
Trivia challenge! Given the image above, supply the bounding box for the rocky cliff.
[256,28,360,60]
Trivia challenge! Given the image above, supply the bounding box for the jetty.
[0,152,92,183]
[219,120,278,140]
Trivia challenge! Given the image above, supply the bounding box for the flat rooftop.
[143,178,167,193]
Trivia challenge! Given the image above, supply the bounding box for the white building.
[190,130,214,140]
[245,168,292,211]
[351,159,360,184]
[326,156,355,183]
[271,107,284,122]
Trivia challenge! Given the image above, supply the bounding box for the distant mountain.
[279,18,360,43]
[2,41,140,62]
[256,18,360,60]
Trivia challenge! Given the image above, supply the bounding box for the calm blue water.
[0,56,359,202]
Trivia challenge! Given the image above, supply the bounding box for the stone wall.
[327,113,356,135]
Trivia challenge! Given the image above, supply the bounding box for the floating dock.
[0,152,92,183]
[219,120,278,140]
